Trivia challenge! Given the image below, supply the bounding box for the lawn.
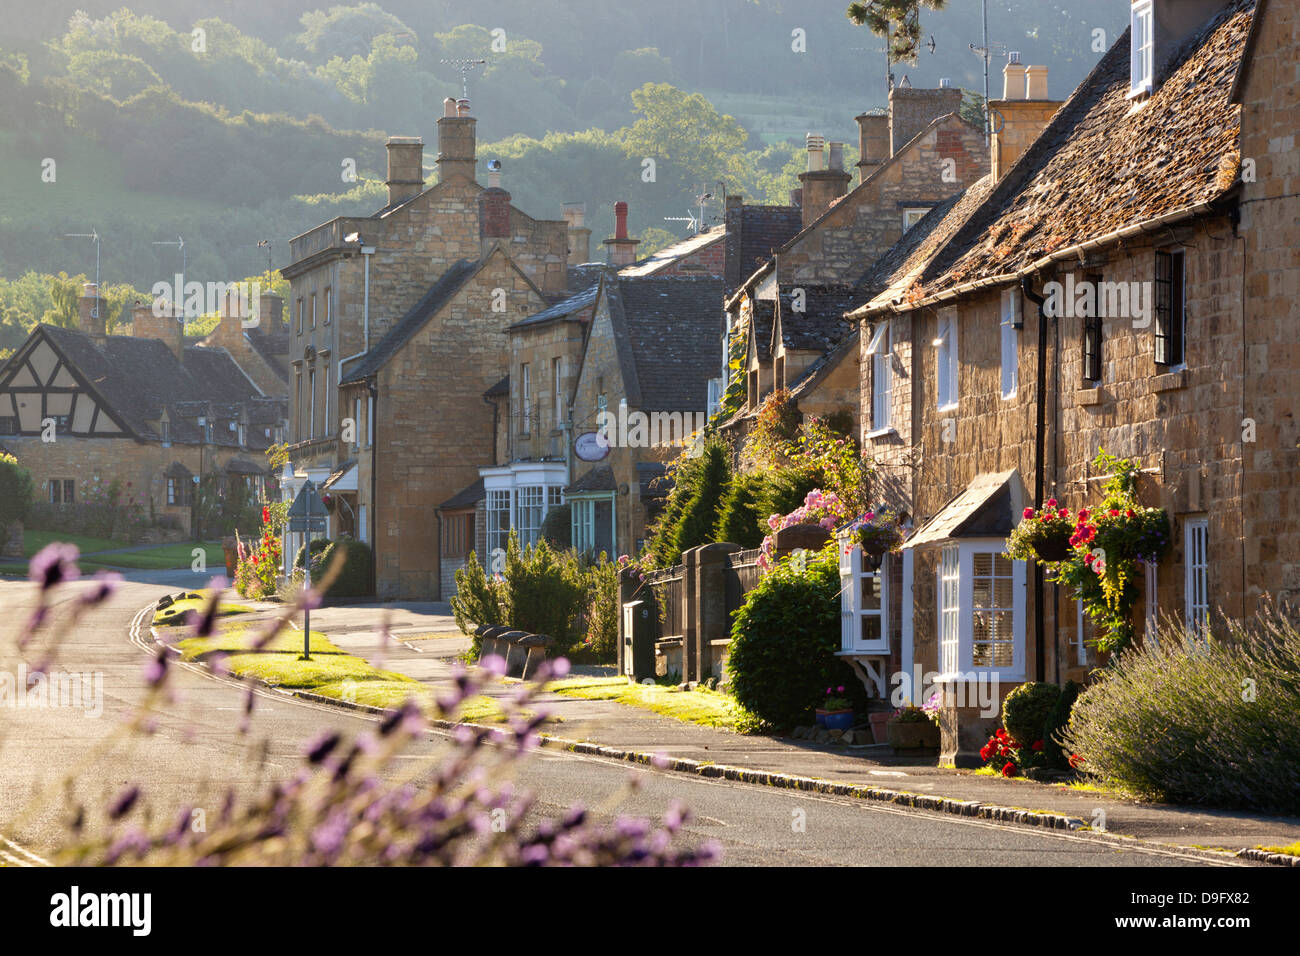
[83,541,225,571]
[547,676,749,731]
[153,595,256,627]
[23,530,123,557]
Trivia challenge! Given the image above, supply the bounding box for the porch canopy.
[903,469,1020,549]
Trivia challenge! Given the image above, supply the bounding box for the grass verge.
[547,676,749,731]
[1259,841,1300,857]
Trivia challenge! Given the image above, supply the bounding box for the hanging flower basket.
[1032,533,1072,562]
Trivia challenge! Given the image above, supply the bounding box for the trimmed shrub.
[1002,681,1062,748]
[501,531,588,653]
[316,538,372,598]
[756,466,824,521]
[541,502,571,549]
[1061,607,1300,813]
[293,537,331,569]
[714,473,764,548]
[580,555,620,662]
[1042,680,1081,770]
[451,549,504,652]
[728,546,862,729]
[669,438,730,561]
[0,452,33,536]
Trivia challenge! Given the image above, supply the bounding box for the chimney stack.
[385,136,424,206]
[798,133,851,229]
[436,95,477,183]
[79,282,107,339]
[604,201,640,267]
[563,202,591,264]
[991,59,1061,181]
[888,83,963,156]
[855,112,890,181]
[478,162,511,241]
[133,298,185,359]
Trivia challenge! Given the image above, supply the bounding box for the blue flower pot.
[820,710,854,732]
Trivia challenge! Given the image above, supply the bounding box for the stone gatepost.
[681,547,700,683]
[693,542,741,683]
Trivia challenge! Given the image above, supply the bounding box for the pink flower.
[1023,507,1034,519]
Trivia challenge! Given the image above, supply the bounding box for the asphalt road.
[0,572,1235,867]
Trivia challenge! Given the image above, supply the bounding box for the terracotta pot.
[868,711,892,744]
[886,720,940,751]
[221,536,239,578]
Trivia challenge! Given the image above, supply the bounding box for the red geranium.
[1001,762,1017,778]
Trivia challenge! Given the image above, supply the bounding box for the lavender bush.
[1061,604,1300,813]
[12,542,720,867]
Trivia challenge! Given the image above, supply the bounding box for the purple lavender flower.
[29,542,79,590]
[143,649,168,688]
[108,786,140,820]
[79,570,122,607]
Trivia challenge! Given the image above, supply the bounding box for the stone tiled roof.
[484,375,510,398]
[776,285,857,353]
[340,259,479,383]
[905,470,1018,548]
[614,275,725,413]
[858,0,1255,313]
[788,328,860,404]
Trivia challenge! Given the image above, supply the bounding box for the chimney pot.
[604,201,639,266]
[827,142,845,171]
[614,201,629,240]
[456,98,471,117]
[1025,65,1049,100]
[939,77,952,88]
[805,133,825,171]
[443,97,457,118]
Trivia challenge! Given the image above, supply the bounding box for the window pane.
[860,574,882,610]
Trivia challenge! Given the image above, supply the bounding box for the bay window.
[934,540,1026,681]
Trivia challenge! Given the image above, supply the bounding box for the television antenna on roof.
[60,230,100,320]
[440,58,486,100]
[968,0,1007,144]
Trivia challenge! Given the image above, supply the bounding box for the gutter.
[849,197,1225,320]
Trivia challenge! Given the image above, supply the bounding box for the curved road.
[0,572,1236,867]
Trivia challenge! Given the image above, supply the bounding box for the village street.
[0,572,1277,869]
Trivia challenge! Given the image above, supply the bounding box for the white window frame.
[358,503,368,544]
[867,320,892,432]
[935,309,959,411]
[1184,518,1209,635]
[1144,560,1159,645]
[516,485,545,547]
[353,397,361,450]
[486,489,511,562]
[903,208,928,232]
[308,367,316,440]
[934,540,1027,682]
[1130,0,1154,96]
[572,499,596,553]
[1000,288,1019,398]
[839,546,891,654]
[552,356,563,430]
[520,362,531,434]
[1074,599,1091,669]
[366,395,374,448]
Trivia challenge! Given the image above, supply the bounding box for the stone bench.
[475,625,555,680]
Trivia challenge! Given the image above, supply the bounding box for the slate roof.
[613,275,726,413]
[725,205,803,292]
[566,464,616,494]
[855,0,1255,314]
[619,227,724,277]
[905,471,1018,548]
[484,375,510,398]
[340,259,479,383]
[775,285,857,353]
[510,281,600,330]
[788,328,860,404]
[440,476,486,510]
[749,300,775,362]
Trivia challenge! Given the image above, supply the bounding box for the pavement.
[3,573,1248,868]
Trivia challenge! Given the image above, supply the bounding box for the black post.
[1022,276,1048,683]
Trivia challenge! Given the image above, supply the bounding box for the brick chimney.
[133,299,184,359]
[563,202,591,264]
[854,111,890,181]
[604,201,640,267]
[204,290,252,356]
[888,84,963,156]
[478,162,511,241]
[991,54,1062,181]
[385,135,424,206]
[798,134,851,229]
[436,96,477,183]
[78,283,107,339]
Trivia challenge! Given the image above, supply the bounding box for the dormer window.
[1130,1,1155,96]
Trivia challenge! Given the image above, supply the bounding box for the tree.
[714,473,764,549]
[846,1,948,64]
[671,437,731,559]
[0,452,34,538]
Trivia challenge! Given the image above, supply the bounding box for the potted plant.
[886,704,940,751]
[815,685,854,731]
[843,509,904,570]
[1006,499,1074,563]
